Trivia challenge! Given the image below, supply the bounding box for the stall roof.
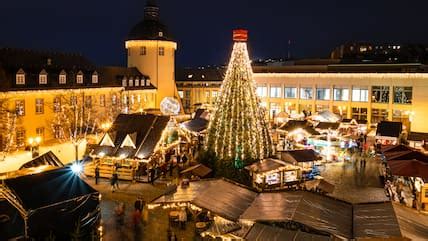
[407,132,428,141]
[181,118,209,133]
[19,151,64,170]
[245,223,332,241]
[381,145,415,154]
[278,120,320,135]
[385,150,428,163]
[3,167,97,211]
[180,164,212,177]
[388,159,428,179]
[376,121,402,138]
[281,149,321,163]
[312,110,341,122]
[153,179,257,221]
[245,158,293,174]
[315,122,340,130]
[241,191,353,239]
[353,202,402,239]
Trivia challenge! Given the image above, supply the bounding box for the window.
[16,128,25,147]
[15,100,25,116]
[270,86,281,98]
[300,87,313,100]
[333,106,348,117]
[333,88,349,101]
[372,86,390,103]
[36,127,45,140]
[316,88,330,100]
[393,110,411,131]
[352,87,368,102]
[122,77,127,87]
[159,47,165,56]
[112,95,118,105]
[70,95,77,106]
[53,96,61,113]
[35,98,44,114]
[39,70,48,84]
[256,86,268,97]
[54,125,62,139]
[140,46,146,55]
[270,102,281,118]
[141,78,146,86]
[316,104,329,112]
[146,78,151,86]
[371,108,388,124]
[284,87,297,98]
[100,94,106,107]
[178,91,184,99]
[92,72,98,84]
[393,87,412,104]
[76,71,84,84]
[205,91,210,99]
[212,91,218,101]
[85,96,92,108]
[59,70,67,84]
[16,69,25,85]
[135,77,140,86]
[129,78,134,87]
[351,107,367,120]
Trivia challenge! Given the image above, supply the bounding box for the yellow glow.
[125,40,177,50]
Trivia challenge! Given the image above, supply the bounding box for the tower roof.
[127,0,173,41]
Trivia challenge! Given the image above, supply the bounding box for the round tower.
[126,0,179,110]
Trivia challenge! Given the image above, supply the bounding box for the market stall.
[280,149,322,180]
[245,158,301,191]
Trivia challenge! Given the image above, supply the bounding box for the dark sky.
[1,0,428,67]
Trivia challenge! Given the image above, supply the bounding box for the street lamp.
[28,136,42,158]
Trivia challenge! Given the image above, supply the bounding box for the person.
[178,207,187,230]
[132,206,142,240]
[181,154,188,165]
[150,167,155,185]
[134,197,144,212]
[110,171,116,192]
[95,164,100,185]
[169,161,174,177]
[113,168,119,190]
[114,202,125,227]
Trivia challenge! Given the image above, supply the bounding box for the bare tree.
[0,98,17,160]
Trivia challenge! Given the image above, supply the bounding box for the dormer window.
[16,68,25,85]
[140,47,146,56]
[92,71,98,84]
[141,77,146,86]
[135,77,140,86]
[129,77,134,87]
[76,71,84,84]
[59,70,67,84]
[146,78,151,86]
[122,77,127,87]
[39,69,48,84]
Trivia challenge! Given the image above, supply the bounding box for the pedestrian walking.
[114,202,125,227]
[178,207,187,230]
[132,207,142,240]
[150,167,155,185]
[134,197,144,212]
[110,172,116,192]
[113,169,119,190]
[95,164,100,185]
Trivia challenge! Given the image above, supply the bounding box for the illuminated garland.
[206,39,272,161]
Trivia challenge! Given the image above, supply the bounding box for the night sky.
[1,0,428,67]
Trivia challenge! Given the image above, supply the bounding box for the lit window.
[316,88,330,100]
[141,78,146,86]
[178,91,184,99]
[270,86,281,98]
[146,78,151,86]
[352,87,368,102]
[140,46,146,55]
[35,98,44,114]
[256,85,268,97]
[59,70,67,84]
[129,78,134,87]
[372,86,390,103]
[159,47,165,56]
[70,95,77,106]
[15,100,25,116]
[16,128,25,147]
[53,96,61,113]
[393,86,412,104]
[36,127,45,140]
[333,87,349,101]
[100,94,106,107]
[16,68,25,85]
[76,71,84,84]
[300,87,313,100]
[269,102,281,118]
[205,91,210,99]
[122,77,127,87]
[284,87,297,98]
[39,69,48,84]
[85,96,92,108]
[92,71,98,84]
[112,95,118,105]
[135,77,140,86]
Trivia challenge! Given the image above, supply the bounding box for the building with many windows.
[176,62,428,133]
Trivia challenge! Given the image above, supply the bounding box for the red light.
[233,29,248,42]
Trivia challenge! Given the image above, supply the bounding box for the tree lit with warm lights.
[206,30,272,162]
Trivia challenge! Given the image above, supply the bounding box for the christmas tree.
[206,29,272,161]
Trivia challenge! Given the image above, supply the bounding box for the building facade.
[176,63,428,133]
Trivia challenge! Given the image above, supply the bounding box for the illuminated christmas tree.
[206,29,272,162]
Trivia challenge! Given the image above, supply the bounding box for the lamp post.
[28,136,42,158]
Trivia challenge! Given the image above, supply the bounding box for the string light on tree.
[206,29,272,162]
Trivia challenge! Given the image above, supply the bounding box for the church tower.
[126,0,180,110]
